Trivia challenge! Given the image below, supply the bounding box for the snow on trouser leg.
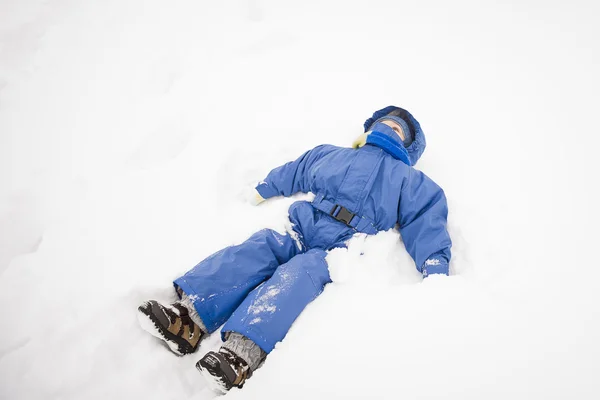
[222,248,331,353]
[173,228,300,333]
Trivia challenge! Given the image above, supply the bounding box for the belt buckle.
[329,204,355,225]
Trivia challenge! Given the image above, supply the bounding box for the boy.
[137,106,452,393]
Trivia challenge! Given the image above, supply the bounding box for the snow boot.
[137,300,204,356]
[196,348,252,393]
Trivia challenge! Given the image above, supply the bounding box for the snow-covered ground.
[1,0,599,399]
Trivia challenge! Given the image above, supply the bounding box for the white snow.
[1,0,600,399]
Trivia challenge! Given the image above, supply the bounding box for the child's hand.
[237,184,266,206]
[249,188,266,206]
[241,185,265,206]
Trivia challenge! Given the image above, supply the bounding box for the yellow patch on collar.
[352,132,370,149]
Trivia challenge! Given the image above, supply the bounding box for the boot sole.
[137,302,193,356]
[196,355,232,394]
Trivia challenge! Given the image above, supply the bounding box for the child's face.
[379,119,406,141]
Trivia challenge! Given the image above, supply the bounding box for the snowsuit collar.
[366,123,412,166]
[352,122,411,166]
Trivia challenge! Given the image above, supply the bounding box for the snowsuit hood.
[363,106,427,166]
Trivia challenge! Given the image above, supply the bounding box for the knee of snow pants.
[222,248,331,353]
[173,228,299,332]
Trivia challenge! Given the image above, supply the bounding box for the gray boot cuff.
[178,293,208,334]
[222,332,267,371]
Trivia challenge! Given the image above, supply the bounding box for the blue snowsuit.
[174,106,452,354]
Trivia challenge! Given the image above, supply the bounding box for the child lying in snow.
[137,105,452,393]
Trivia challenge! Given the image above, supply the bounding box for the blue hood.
[364,106,427,166]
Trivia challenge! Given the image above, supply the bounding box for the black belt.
[311,193,378,234]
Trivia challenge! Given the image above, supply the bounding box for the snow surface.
[1,0,600,399]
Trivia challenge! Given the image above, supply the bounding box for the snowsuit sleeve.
[398,168,452,277]
[255,145,334,200]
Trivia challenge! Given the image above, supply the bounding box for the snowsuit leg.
[221,248,330,353]
[222,201,356,353]
[174,228,300,333]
